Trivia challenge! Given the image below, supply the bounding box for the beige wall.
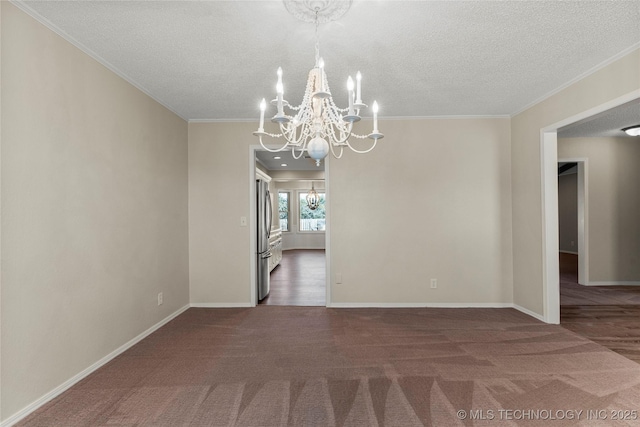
[558,173,578,253]
[188,122,255,304]
[330,118,513,304]
[558,137,640,282]
[511,49,640,315]
[3,1,638,422]
[1,3,189,421]
[189,118,513,306]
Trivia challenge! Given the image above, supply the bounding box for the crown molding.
[9,0,187,122]
[510,43,640,118]
[189,115,510,124]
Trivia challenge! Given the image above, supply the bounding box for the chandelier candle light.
[253,0,383,167]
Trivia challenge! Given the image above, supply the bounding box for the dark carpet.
[18,306,640,426]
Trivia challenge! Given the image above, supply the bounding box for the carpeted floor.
[560,252,640,364]
[18,306,640,426]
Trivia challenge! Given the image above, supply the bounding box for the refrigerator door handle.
[265,189,273,240]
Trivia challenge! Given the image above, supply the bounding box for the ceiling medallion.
[253,0,383,167]
[283,0,352,24]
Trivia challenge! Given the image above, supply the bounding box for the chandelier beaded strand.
[253,0,383,166]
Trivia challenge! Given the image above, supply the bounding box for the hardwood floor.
[261,249,326,306]
[560,252,640,363]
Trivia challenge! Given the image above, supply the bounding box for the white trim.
[256,168,272,183]
[0,304,190,427]
[249,145,259,307]
[541,90,640,325]
[511,44,640,117]
[189,118,255,123]
[10,1,187,122]
[558,157,589,285]
[577,161,589,286]
[512,304,546,323]
[582,281,640,287]
[324,156,332,307]
[541,131,561,324]
[559,250,578,255]
[190,115,510,124]
[367,115,510,121]
[190,303,253,308]
[541,90,640,133]
[282,246,326,250]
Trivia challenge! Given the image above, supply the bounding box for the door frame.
[540,90,639,323]
[557,158,589,285]
[248,145,331,307]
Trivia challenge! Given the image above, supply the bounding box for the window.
[299,192,326,231]
[278,191,289,231]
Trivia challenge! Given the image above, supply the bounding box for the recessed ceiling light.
[281,163,288,167]
[622,125,640,136]
[273,156,282,160]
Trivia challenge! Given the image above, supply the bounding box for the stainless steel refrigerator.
[256,178,272,301]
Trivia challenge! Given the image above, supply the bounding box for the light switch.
[240,216,247,226]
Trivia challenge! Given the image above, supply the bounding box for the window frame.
[298,190,326,233]
[277,190,290,232]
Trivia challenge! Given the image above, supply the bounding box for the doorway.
[249,145,331,307]
[557,158,588,289]
[540,91,639,324]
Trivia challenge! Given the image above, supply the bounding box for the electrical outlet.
[240,216,247,227]
[430,279,437,289]
[158,292,163,306]
[571,241,575,247]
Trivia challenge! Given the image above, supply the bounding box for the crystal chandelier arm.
[326,121,353,145]
[292,146,307,159]
[280,121,311,147]
[257,134,294,152]
[344,137,378,154]
[329,142,345,159]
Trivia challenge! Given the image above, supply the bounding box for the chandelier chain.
[314,9,320,66]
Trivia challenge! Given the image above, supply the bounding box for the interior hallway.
[261,249,326,306]
[560,252,640,363]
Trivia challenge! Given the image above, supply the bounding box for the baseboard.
[584,281,640,287]
[512,304,546,322]
[0,304,190,427]
[282,247,326,251]
[327,302,513,309]
[559,250,578,255]
[190,302,253,308]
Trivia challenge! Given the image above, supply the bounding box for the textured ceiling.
[256,149,324,171]
[558,100,640,139]
[16,0,640,122]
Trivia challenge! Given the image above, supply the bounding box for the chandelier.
[253,0,383,167]
[306,182,320,210]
